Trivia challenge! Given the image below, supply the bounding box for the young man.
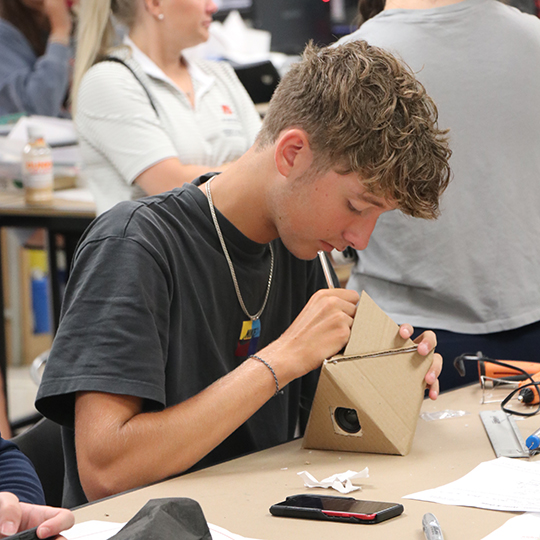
[36,41,451,507]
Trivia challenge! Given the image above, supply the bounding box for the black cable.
[453,351,540,417]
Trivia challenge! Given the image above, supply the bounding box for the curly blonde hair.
[256,41,452,219]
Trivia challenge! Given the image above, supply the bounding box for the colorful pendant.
[235,319,261,357]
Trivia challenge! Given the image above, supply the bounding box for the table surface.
[72,384,540,540]
[0,192,95,218]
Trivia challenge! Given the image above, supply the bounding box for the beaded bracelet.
[249,354,280,396]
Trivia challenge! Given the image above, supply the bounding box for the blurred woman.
[0,0,73,116]
[73,0,262,215]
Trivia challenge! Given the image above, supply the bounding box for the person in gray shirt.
[339,0,540,390]
[0,0,73,117]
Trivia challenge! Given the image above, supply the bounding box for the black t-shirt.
[36,174,332,507]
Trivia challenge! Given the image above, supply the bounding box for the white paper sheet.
[209,523,263,540]
[60,520,264,540]
[297,468,369,494]
[481,512,540,540]
[404,457,540,512]
[8,116,77,146]
[61,521,124,540]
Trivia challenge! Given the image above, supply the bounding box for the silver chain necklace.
[206,176,274,321]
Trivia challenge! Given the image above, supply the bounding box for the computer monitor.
[251,0,333,55]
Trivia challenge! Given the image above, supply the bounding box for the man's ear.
[274,129,314,179]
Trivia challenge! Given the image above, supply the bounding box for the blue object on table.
[31,272,50,334]
[526,428,540,451]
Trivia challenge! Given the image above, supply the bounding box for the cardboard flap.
[344,291,412,357]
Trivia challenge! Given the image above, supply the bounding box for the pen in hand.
[318,251,335,289]
[422,512,444,540]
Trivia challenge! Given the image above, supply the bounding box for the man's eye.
[348,202,363,215]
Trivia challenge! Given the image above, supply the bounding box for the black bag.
[109,497,212,540]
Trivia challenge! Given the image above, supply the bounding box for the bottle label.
[22,135,54,204]
[23,160,53,187]
[24,161,54,204]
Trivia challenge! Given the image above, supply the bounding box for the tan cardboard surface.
[303,291,432,455]
[344,291,413,357]
[73,385,540,540]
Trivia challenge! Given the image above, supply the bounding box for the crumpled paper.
[297,469,369,494]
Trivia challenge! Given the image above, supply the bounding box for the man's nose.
[343,216,378,251]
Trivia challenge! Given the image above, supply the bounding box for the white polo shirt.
[75,39,262,214]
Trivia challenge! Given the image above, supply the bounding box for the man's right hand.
[261,288,360,387]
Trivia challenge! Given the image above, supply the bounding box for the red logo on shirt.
[222,105,233,115]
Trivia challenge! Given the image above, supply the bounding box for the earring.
[157,13,164,20]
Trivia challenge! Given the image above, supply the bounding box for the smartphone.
[270,494,404,524]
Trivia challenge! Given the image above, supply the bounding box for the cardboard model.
[303,291,432,456]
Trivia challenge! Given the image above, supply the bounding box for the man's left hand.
[399,325,442,400]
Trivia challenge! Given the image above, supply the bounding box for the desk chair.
[11,417,64,508]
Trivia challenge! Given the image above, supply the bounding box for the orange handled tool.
[478,359,540,381]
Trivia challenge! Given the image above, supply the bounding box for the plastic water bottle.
[21,125,54,205]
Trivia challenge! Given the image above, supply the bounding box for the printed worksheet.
[404,457,540,512]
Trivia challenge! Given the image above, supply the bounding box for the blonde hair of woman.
[72,0,137,110]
